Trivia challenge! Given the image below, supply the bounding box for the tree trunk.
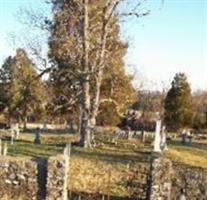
[78,105,82,134]
[79,0,92,147]
[90,4,108,132]
[90,70,103,129]
[79,101,91,147]
[23,116,27,130]
[79,0,112,147]
[7,116,11,128]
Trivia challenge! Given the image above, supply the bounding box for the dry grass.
[1,128,207,196]
[69,156,131,196]
[0,129,152,197]
[165,140,207,168]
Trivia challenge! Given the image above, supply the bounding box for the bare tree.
[77,0,149,147]
[17,0,150,147]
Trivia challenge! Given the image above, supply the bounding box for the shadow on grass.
[169,140,207,151]
[23,128,76,134]
[2,136,33,144]
[2,134,72,148]
[3,131,153,164]
[71,147,152,164]
[7,141,64,158]
[68,191,145,200]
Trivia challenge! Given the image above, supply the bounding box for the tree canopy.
[48,0,138,146]
[0,49,46,128]
[164,73,192,130]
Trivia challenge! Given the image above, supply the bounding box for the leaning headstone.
[154,120,162,153]
[34,127,41,144]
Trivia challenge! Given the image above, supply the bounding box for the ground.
[0,127,207,197]
[165,140,207,168]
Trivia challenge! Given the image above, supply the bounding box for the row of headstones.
[113,119,168,152]
[10,124,41,145]
[0,125,41,158]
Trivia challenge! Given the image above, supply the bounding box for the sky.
[0,0,206,91]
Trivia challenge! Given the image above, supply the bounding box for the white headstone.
[154,120,162,152]
[3,143,7,156]
[63,143,71,157]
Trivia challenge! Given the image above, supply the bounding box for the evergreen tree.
[191,91,207,129]
[164,73,192,130]
[48,0,136,145]
[0,49,46,128]
[0,56,13,113]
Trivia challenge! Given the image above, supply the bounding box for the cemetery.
[0,0,206,199]
[0,121,207,199]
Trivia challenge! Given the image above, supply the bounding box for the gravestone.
[43,119,47,130]
[11,132,14,145]
[3,143,7,156]
[181,129,188,144]
[11,123,20,140]
[34,128,41,144]
[154,120,162,153]
[160,126,168,150]
[11,128,14,138]
[15,124,20,139]
[63,143,71,156]
[141,130,146,142]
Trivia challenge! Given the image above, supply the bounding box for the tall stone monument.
[154,120,162,153]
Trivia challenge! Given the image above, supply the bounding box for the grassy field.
[0,129,207,196]
[0,130,152,196]
[165,140,207,168]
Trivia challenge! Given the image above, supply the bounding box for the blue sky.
[0,0,206,91]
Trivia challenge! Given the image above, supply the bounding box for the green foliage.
[0,56,13,112]
[164,73,192,130]
[97,102,120,126]
[191,91,207,130]
[0,49,46,126]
